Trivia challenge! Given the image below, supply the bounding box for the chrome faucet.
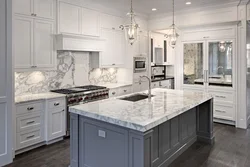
[152,68,157,80]
[139,76,152,100]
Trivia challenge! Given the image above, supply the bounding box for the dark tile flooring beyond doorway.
[5,123,250,167]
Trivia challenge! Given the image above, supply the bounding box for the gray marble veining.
[69,88,213,132]
[15,51,120,96]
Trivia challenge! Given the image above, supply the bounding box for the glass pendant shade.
[122,18,139,45]
[120,0,139,45]
[219,42,226,52]
[165,24,179,49]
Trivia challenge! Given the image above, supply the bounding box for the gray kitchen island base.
[70,99,214,167]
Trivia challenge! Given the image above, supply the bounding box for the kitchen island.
[69,88,214,167]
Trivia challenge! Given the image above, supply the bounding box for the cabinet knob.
[112,92,116,95]
[27,107,34,111]
[54,102,60,106]
[112,27,115,30]
[124,90,127,93]
[112,64,116,66]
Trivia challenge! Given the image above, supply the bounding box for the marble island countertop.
[69,88,213,132]
[15,92,66,104]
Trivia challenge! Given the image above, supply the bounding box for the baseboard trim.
[46,137,64,145]
[214,118,235,126]
[15,142,46,155]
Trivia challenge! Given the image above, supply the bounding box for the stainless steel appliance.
[51,85,109,136]
[134,57,147,73]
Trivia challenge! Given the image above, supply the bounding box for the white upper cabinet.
[14,0,33,16]
[101,14,123,30]
[14,16,33,69]
[14,0,55,20]
[14,16,55,71]
[100,28,125,67]
[58,2,100,37]
[59,2,81,35]
[33,0,55,20]
[34,20,54,68]
[82,8,100,37]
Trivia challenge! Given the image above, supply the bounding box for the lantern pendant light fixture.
[120,0,139,45]
[165,0,179,49]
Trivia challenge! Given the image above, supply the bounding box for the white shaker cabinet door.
[139,32,149,56]
[59,2,81,34]
[101,28,114,66]
[14,16,33,69]
[114,30,125,66]
[14,0,33,16]
[48,109,66,140]
[33,0,55,20]
[34,20,54,68]
[82,8,100,37]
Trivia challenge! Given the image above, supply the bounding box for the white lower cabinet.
[109,85,133,97]
[214,103,235,121]
[151,80,173,89]
[45,97,66,143]
[15,97,66,153]
[15,101,45,151]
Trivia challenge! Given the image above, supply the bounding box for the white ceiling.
[90,0,241,16]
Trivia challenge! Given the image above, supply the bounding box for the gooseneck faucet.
[139,75,152,100]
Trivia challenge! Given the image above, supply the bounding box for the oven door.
[134,60,146,72]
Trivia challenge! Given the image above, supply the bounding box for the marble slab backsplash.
[15,51,119,96]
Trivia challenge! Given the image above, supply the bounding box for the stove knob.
[79,97,83,101]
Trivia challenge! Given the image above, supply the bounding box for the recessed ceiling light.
[186,2,191,5]
[152,8,157,11]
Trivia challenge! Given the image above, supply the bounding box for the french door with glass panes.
[182,39,235,91]
[182,41,208,92]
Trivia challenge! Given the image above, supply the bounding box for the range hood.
[55,34,105,52]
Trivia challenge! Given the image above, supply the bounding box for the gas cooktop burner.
[51,85,108,95]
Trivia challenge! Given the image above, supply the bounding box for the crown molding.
[149,1,240,20]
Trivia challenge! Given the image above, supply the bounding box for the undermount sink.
[119,94,153,102]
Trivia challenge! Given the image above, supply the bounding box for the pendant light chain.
[173,0,175,26]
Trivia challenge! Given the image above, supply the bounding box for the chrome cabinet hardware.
[203,36,209,39]
[124,90,127,93]
[26,135,35,139]
[112,64,116,66]
[112,27,115,30]
[215,95,226,99]
[215,110,226,113]
[27,107,34,111]
[112,92,116,95]
[54,102,60,106]
[26,121,35,124]
[31,66,37,68]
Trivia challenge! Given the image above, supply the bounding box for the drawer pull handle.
[215,96,226,98]
[54,102,60,106]
[26,121,35,124]
[215,110,226,113]
[27,107,34,111]
[26,135,35,139]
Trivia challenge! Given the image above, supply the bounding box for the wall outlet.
[98,130,106,138]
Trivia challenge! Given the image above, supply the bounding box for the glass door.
[207,40,234,88]
[183,42,207,90]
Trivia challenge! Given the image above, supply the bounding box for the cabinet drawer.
[214,104,235,121]
[159,80,171,88]
[209,91,234,103]
[16,101,44,115]
[16,112,43,133]
[16,128,44,150]
[109,89,119,98]
[48,98,66,110]
[119,86,132,95]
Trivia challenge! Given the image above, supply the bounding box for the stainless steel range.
[51,85,109,136]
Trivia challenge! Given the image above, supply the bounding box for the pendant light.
[164,0,179,49]
[120,0,139,45]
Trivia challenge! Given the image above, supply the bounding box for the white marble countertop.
[97,82,133,89]
[194,78,232,85]
[15,92,66,104]
[69,88,213,132]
